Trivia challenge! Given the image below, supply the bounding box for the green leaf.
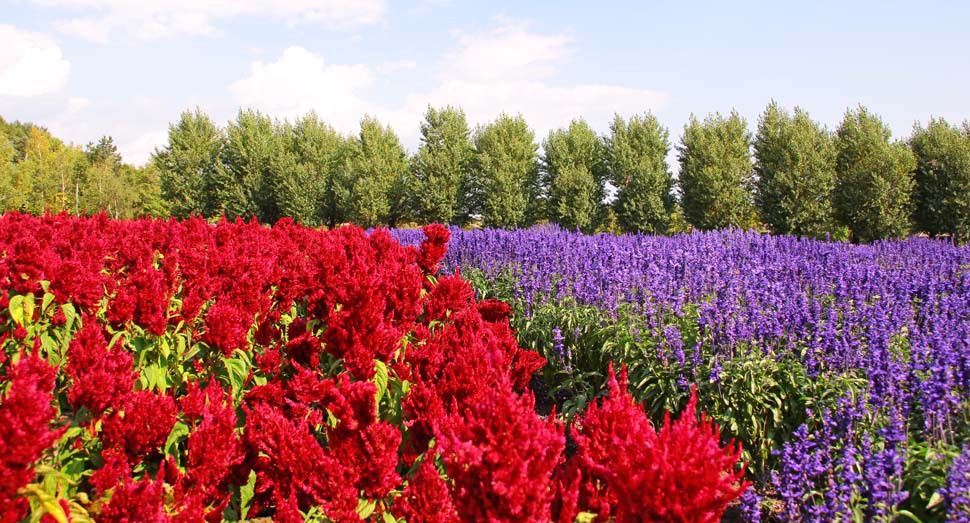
[140,363,168,393]
[239,470,257,520]
[41,292,55,315]
[374,359,389,404]
[224,356,250,397]
[356,498,377,519]
[8,294,24,326]
[164,421,190,457]
[61,303,77,330]
[23,484,69,523]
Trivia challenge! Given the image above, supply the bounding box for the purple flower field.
[394,225,970,521]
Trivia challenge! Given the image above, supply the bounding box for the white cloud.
[223,20,667,149]
[229,46,377,132]
[31,0,387,42]
[386,19,668,146]
[0,25,70,97]
[376,59,418,75]
[442,19,573,82]
[400,81,668,142]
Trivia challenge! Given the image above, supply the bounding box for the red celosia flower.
[329,421,402,498]
[394,459,459,523]
[569,365,749,523]
[436,380,565,522]
[101,390,177,462]
[65,318,137,416]
[98,475,170,523]
[243,403,358,522]
[418,224,450,274]
[0,353,63,518]
[107,260,170,336]
[89,449,130,497]
[202,300,253,356]
[179,384,246,520]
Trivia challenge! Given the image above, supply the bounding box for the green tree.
[152,109,225,219]
[677,111,756,230]
[411,106,473,225]
[86,136,122,166]
[833,106,915,243]
[542,119,606,232]
[221,109,283,222]
[336,116,409,227]
[0,135,22,212]
[17,127,84,214]
[275,113,348,227]
[753,102,836,237]
[910,117,970,242]
[605,113,674,234]
[126,164,168,217]
[80,158,131,218]
[0,116,41,162]
[472,113,539,228]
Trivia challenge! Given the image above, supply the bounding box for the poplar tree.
[677,111,756,230]
[473,113,540,228]
[606,113,674,234]
[221,109,282,222]
[336,116,409,227]
[542,119,606,232]
[411,106,474,225]
[754,102,836,237]
[833,106,915,243]
[152,109,224,219]
[275,113,347,227]
[910,117,970,242]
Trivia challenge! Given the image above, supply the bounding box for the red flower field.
[0,213,747,522]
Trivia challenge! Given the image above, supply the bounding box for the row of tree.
[0,119,165,219]
[3,104,969,242]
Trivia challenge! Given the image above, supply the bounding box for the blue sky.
[1,0,969,165]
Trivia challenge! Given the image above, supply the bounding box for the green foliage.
[542,120,607,232]
[901,440,963,521]
[464,266,869,484]
[606,113,674,234]
[16,127,86,214]
[337,116,410,228]
[85,136,122,166]
[754,101,837,238]
[221,109,283,222]
[0,116,43,162]
[550,164,600,232]
[910,117,970,243]
[410,106,473,225]
[152,109,225,219]
[0,134,19,211]
[833,106,916,243]
[472,113,540,228]
[677,111,757,230]
[80,159,130,218]
[275,113,347,227]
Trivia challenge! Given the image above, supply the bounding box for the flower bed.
[0,213,746,523]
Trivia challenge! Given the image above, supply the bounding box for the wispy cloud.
[31,0,388,42]
[0,24,70,97]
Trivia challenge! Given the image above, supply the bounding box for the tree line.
[2,103,969,242]
[0,119,165,219]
